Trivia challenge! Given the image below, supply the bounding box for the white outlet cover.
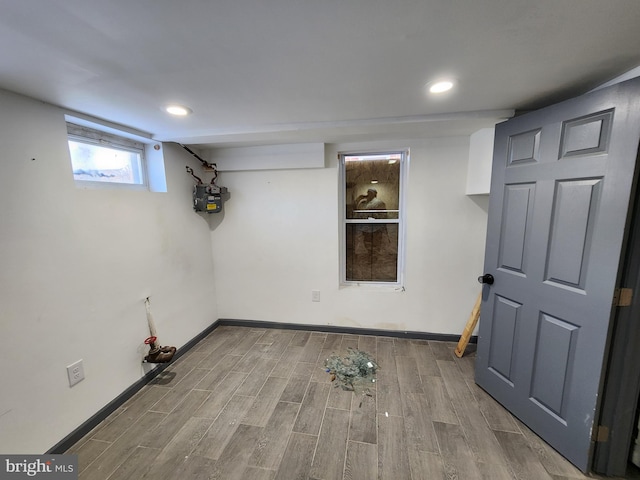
[67,359,85,387]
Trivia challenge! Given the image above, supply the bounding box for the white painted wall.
[0,90,218,453]
[211,137,489,334]
[212,143,325,171]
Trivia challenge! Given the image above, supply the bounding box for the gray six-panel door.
[475,77,640,471]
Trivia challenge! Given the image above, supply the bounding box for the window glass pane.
[345,154,400,220]
[346,223,399,282]
[342,151,405,285]
[68,139,143,185]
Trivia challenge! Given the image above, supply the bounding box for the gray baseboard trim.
[218,318,476,344]
[47,319,221,454]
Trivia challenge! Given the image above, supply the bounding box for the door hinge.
[594,425,609,443]
[613,288,633,307]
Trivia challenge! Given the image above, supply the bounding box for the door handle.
[478,274,494,285]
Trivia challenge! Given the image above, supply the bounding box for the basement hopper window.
[67,123,147,188]
[340,151,407,285]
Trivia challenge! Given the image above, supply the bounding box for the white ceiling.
[1,0,639,148]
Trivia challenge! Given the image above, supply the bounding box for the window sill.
[74,180,148,191]
[339,283,405,292]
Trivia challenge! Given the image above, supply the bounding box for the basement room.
[2,1,640,479]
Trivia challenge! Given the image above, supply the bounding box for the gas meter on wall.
[186,162,228,214]
[181,143,228,214]
[193,183,228,213]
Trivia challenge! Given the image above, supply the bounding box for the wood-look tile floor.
[67,326,635,479]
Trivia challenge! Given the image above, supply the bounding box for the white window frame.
[339,149,409,287]
[67,122,149,190]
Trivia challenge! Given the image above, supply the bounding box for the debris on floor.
[324,348,378,393]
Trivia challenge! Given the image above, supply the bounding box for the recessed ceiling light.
[165,105,192,116]
[428,80,455,94]
[371,180,379,184]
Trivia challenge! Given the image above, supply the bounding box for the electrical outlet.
[312,290,320,302]
[67,359,85,387]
